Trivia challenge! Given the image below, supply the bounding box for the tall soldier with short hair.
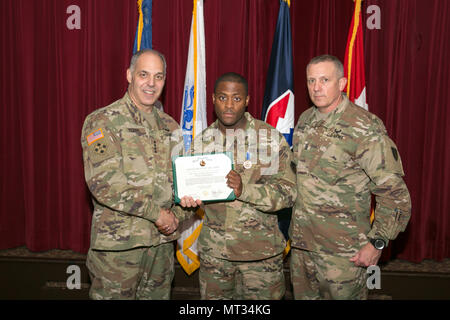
[290,55,411,299]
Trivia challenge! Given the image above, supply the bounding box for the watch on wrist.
[369,238,386,250]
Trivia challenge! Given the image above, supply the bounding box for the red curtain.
[0,0,137,252]
[1,0,449,262]
[369,0,450,261]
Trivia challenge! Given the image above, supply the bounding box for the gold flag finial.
[282,0,291,8]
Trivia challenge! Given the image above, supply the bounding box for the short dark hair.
[214,72,248,96]
[307,54,344,78]
[129,48,167,75]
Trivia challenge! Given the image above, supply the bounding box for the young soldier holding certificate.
[181,72,296,299]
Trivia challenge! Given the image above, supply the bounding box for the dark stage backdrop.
[1,0,449,262]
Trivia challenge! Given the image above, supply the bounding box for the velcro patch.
[88,136,114,164]
[383,137,404,175]
[87,129,104,145]
[391,147,399,161]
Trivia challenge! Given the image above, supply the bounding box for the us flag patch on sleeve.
[86,128,104,145]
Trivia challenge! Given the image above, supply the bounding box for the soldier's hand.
[349,243,382,267]
[155,209,179,235]
[179,196,203,208]
[226,170,243,198]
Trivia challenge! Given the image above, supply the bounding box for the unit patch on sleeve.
[93,142,108,155]
[86,128,115,164]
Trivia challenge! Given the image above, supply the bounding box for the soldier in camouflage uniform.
[81,49,190,299]
[188,73,297,299]
[290,55,411,299]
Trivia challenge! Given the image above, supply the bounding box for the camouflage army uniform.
[192,112,297,299]
[290,95,411,299]
[81,92,187,299]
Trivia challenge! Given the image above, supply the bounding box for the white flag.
[177,0,207,275]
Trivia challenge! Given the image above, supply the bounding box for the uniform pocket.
[314,144,351,185]
[121,127,151,184]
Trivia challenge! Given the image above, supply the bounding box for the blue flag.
[133,0,152,53]
[261,0,294,147]
[261,0,294,247]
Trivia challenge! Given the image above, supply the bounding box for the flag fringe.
[346,0,362,97]
[136,0,144,52]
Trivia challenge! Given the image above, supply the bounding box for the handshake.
[155,196,202,236]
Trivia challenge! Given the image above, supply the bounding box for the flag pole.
[192,0,198,138]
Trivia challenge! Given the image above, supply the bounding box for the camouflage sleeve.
[356,124,412,244]
[170,204,198,221]
[81,115,162,222]
[166,125,198,222]
[238,139,297,212]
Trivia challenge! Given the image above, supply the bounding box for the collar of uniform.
[243,112,256,131]
[202,112,255,147]
[151,106,169,132]
[122,92,168,131]
[123,92,146,126]
[210,112,255,133]
[309,94,350,129]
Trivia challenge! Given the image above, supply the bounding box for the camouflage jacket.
[81,92,187,251]
[192,112,297,261]
[290,95,411,257]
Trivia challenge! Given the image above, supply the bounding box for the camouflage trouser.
[290,248,368,300]
[199,253,285,300]
[86,242,174,300]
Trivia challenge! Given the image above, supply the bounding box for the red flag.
[344,0,374,223]
[344,0,368,110]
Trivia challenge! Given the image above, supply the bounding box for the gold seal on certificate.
[172,152,235,203]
